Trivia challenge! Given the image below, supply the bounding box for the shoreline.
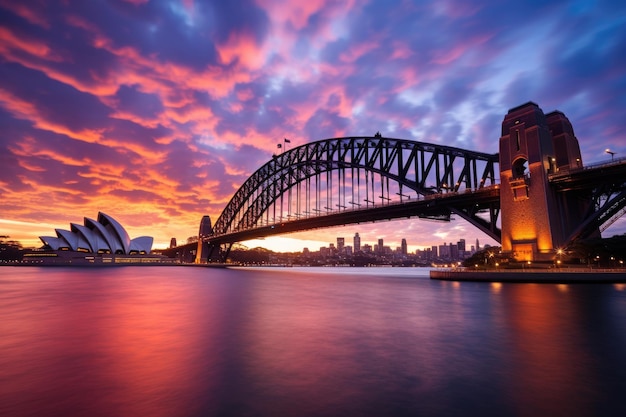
[430,268,626,283]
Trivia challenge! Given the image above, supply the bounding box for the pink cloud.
[0,1,50,28]
[255,0,330,30]
[216,31,267,69]
[390,41,414,60]
[0,89,106,145]
[0,27,60,61]
[431,33,493,65]
[339,40,380,64]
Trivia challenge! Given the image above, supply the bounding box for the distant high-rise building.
[353,233,361,252]
[476,238,480,251]
[378,238,384,254]
[401,238,408,255]
[439,243,449,259]
[450,244,459,260]
[458,239,466,252]
[337,237,345,253]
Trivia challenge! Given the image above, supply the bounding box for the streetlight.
[605,149,616,161]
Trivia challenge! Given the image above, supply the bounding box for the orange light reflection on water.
[0,269,252,417]
[502,284,600,417]
[95,279,220,417]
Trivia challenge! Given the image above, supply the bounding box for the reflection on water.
[1,266,625,417]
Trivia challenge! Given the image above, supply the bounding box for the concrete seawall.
[430,268,626,283]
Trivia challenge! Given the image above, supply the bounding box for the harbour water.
[1,266,625,417]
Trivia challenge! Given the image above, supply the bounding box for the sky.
[1,0,625,253]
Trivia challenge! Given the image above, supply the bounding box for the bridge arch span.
[211,136,499,239]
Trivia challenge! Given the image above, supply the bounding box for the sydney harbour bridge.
[165,102,626,263]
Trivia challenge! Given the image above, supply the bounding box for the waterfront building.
[24,212,169,265]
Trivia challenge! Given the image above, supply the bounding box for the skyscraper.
[353,233,361,252]
[401,238,408,255]
[337,237,345,254]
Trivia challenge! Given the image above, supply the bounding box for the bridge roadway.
[197,186,501,247]
[548,157,626,191]
[162,186,499,259]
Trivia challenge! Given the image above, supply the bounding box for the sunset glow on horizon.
[1,0,625,252]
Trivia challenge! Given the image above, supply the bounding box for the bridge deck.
[206,186,500,245]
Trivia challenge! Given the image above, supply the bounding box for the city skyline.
[247,230,482,257]
[1,0,625,252]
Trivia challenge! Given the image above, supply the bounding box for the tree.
[462,246,504,268]
[0,236,23,261]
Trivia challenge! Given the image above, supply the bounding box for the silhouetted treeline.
[228,247,272,264]
[0,236,23,261]
[463,234,626,268]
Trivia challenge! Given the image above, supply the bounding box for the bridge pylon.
[499,102,597,262]
[195,215,213,264]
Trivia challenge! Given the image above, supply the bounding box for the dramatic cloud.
[1,0,625,251]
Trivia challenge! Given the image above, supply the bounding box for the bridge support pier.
[499,102,595,262]
[195,215,213,264]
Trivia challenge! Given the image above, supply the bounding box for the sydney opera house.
[24,212,172,265]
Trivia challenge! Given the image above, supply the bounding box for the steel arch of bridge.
[211,136,500,243]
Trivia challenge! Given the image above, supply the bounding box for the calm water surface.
[1,266,625,417]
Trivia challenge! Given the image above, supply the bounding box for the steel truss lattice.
[211,136,500,242]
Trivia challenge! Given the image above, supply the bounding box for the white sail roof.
[39,212,153,255]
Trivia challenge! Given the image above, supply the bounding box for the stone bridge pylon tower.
[499,102,595,262]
